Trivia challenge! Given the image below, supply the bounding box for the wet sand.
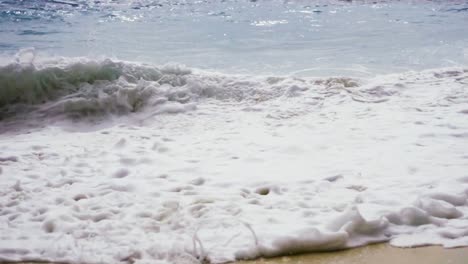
[2,243,468,264]
[235,243,468,264]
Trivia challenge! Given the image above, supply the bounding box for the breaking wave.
[1,50,467,123]
[0,51,365,120]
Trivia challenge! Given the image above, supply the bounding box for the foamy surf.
[1,50,408,126]
[0,51,366,124]
[1,52,468,263]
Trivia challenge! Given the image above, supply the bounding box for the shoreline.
[2,243,468,264]
[234,243,468,264]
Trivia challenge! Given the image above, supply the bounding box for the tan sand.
[235,243,468,264]
[2,244,468,264]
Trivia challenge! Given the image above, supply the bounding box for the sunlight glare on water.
[0,0,467,76]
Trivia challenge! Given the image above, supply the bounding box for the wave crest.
[3,55,464,122]
[0,57,321,119]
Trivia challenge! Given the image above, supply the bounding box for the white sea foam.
[0,55,468,263]
[0,54,365,123]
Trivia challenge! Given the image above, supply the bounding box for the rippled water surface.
[1,0,467,75]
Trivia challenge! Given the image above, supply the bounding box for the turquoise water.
[1,0,467,76]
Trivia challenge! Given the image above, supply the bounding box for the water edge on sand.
[234,243,468,264]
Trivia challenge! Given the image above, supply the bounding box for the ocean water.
[0,1,468,264]
[1,0,467,75]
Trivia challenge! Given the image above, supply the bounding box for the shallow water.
[0,1,468,264]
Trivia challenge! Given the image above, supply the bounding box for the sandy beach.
[236,244,468,264]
